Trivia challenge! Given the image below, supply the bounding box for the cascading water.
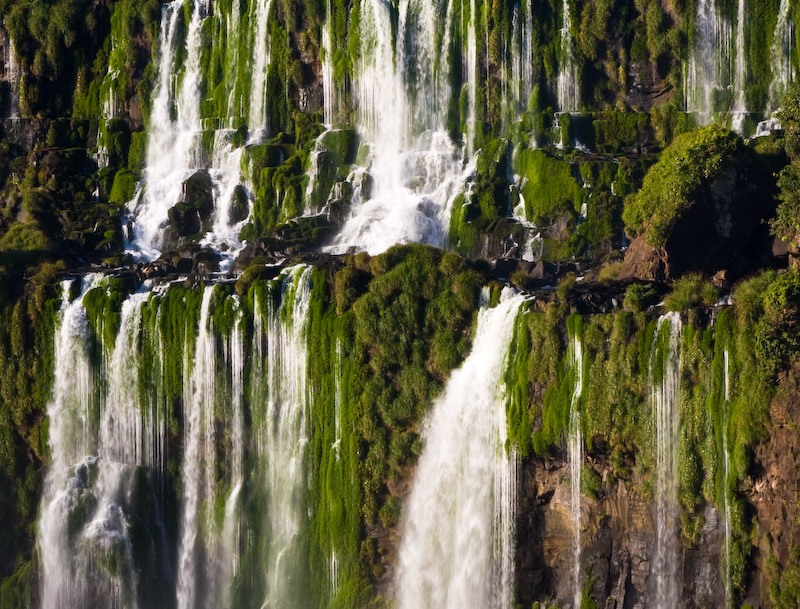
[129,0,202,260]
[39,278,167,609]
[38,262,319,609]
[731,0,747,133]
[39,277,104,609]
[248,0,275,138]
[326,0,471,255]
[686,0,732,122]
[568,333,584,609]
[250,265,313,608]
[768,0,794,114]
[176,285,248,609]
[396,289,523,609]
[175,286,217,609]
[722,349,732,607]
[508,0,534,122]
[126,0,206,260]
[3,27,19,119]
[125,0,259,267]
[465,0,479,155]
[511,190,539,262]
[201,133,251,269]
[321,1,336,126]
[95,8,126,169]
[221,300,245,605]
[651,312,683,609]
[557,0,579,113]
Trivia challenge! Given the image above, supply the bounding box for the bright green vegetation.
[663,273,718,312]
[774,85,800,248]
[500,270,800,605]
[0,242,800,608]
[0,281,62,602]
[1,0,800,605]
[516,148,581,226]
[623,126,744,246]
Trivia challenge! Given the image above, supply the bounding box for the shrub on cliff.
[622,125,743,247]
[773,84,800,247]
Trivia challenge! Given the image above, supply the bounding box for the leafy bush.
[623,283,659,312]
[663,273,718,311]
[623,126,743,246]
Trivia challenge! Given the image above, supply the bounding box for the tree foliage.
[622,125,743,246]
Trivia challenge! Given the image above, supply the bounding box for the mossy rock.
[622,125,744,247]
[242,144,284,180]
[515,148,580,226]
[166,172,215,237]
[181,171,214,215]
[306,150,339,212]
[319,128,357,166]
[127,131,147,175]
[109,170,137,205]
[96,166,116,201]
[230,185,250,224]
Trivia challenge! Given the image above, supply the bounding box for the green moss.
[623,126,744,246]
[623,283,659,313]
[109,170,137,204]
[663,273,719,311]
[516,148,580,226]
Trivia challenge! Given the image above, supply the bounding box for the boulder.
[319,129,357,167]
[230,184,250,224]
[620,161,776,282]
[167,171,215,238]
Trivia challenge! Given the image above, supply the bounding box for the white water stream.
[686,0,731,122]
[651,312,682,609]
[731,0,747,133]
[40,278,164,609]
[722,349,732,607]
[568,333,584,609]
[557,0,579,112]
[326,0,471,255]
[768,0,794,114]
[396,289,523,609]
[251,266,313,608]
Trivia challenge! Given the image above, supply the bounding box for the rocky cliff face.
[516,457,726,609]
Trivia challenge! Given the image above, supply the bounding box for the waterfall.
[512,191,540,262]
[126,0,254,267]
[396,289,523,609]
[126,0,205,260]
[509,0,534,121]
[175,286,250,609]
[201,132,250,270]
[3,27,19,119]
[557,0,579,112]
[251,266,313,607]
[722,349,732,607]
[37,267,318,609]
[39,277,102,609]
[651,312,683,609]
[321,1,336,126]
[176,286,216,609]
[568,333,584,609]
[248,0,275,138]
[95,8,125,169]
[768,0,794,114]
[220,298,245,607]
[326,0,470,255]
[731,0,747,133]
[465,0,478,154]
[686,0,732,122]
[39,278,165,609]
